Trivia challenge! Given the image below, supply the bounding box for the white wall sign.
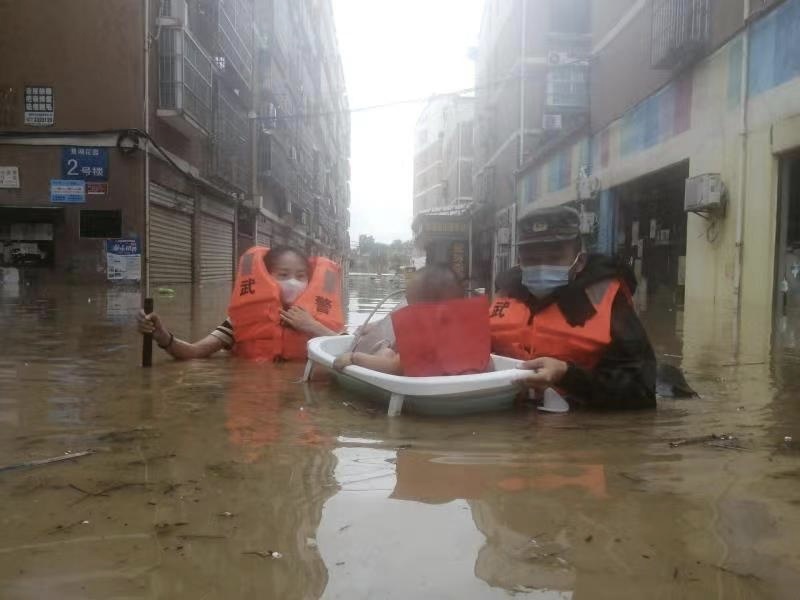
[24,86,54,126]
[0,166,20,188]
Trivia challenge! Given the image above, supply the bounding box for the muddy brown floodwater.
[1,274,799,599]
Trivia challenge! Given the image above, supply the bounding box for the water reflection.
[0,278,798,599]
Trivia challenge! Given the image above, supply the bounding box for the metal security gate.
[491,204,517,294]
[256,213,272,247]
[149,183,194,284]
[199,196,234,283]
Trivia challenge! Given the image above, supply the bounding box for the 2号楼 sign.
[62,147,109,195]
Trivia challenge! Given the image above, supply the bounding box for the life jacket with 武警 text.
[489,278,627,370]
[227,246,344,361]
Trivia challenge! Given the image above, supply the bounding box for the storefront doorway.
[0,207,61,269]
[774,152,800,350]
[614,161,689,313]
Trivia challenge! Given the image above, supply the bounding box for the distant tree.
[358,234,375,255]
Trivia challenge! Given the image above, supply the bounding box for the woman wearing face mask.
[489,206,656,410]
[136,246,343,361]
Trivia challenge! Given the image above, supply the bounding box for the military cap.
[517,205,581,245]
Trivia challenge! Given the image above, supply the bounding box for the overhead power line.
[261,71,526,124]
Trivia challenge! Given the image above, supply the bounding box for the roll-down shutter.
[149,183,193,284]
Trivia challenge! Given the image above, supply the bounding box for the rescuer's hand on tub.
[135,246,344,361]
[490,205,657,411]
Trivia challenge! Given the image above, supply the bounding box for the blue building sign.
[50,179,86,203]
[105,238,141,281]
[105,238,140,256]
[62,146,108,181]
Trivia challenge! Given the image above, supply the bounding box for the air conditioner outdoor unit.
[684,173,725,214]
[542,113,563,130]
[547,51,570,66]
[157,0,188,27]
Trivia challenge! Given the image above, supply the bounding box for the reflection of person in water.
[136,246,343,360]
[390,448,611,594]
[225,362,330,464]
[212,364,336,598]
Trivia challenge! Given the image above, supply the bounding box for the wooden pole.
[142,297,154,367]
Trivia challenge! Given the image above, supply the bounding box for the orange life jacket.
[228,246,344,361]
[391,296,492,377]
[489,278,625,370]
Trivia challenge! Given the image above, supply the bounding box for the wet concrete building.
[0,0,349,286]
[513,0,800,356]
[411,94,475,280]
[253,0,351,262]
[470,0,590,289]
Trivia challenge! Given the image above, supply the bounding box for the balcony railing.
[259,133,296,196]
[217,0,254,87]
[158,28,214,136]
[211,86,250,191]
[545,66,588,109]
[651,0,710,69]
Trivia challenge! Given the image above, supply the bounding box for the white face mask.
[278,278,307,304]
[520,253,582,298]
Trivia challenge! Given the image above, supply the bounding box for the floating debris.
[243,550,282,559]
[0,450,94,473]
[668,433,736,448]
[154,522,188,535]
[68,481,148,502]
[218,511,234,518]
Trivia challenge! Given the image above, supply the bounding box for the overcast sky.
[332,0,483,244]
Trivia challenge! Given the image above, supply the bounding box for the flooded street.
[1,276,799,600]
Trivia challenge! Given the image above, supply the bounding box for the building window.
[549,0,590,34]
[546,67,588,108]
[80,210,122,238]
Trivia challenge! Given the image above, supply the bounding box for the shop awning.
[412,202,476,246]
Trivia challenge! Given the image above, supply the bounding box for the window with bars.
[158,28,213,132]
[212,86,250,190]
[651,0,710,69]
[217,0,254,85]
[546,67,588,108]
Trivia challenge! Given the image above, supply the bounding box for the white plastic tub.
[304,335,528,417]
